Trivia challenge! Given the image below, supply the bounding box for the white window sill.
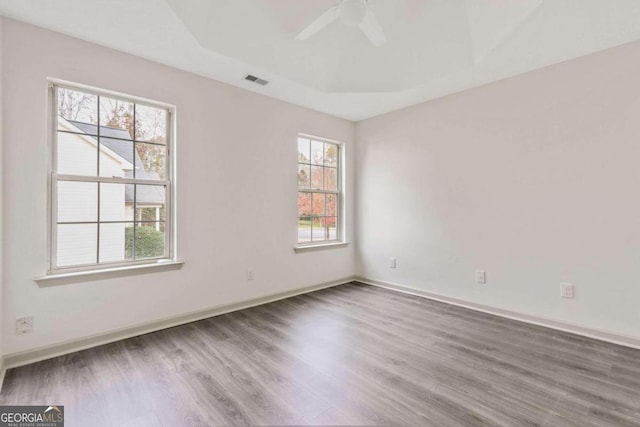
[35,260,185,285]
[294,242,349,253]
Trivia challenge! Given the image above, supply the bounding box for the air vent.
[244,74,269,86]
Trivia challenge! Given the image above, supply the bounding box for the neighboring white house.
[57,118,164,266]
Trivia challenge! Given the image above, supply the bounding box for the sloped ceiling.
[1,0,640,120]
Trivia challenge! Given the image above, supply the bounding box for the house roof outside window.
[69,121,165,205]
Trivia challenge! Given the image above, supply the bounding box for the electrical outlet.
[15,316,34,335]
[246,268,254,281]
[560,283,575,299]
[475,270,486,284]
[390,258,397,269]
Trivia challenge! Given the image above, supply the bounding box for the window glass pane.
[298,218,311,243]
[325,143,338,167]
[298,138,310,164]
[135,104,167,144]
[57,131,97,176]
[327,217,338,240]
[324,167,338,191]
[135,142,166,180]
[311,140,324,165]
[138,221,166,232]
[99,223,133,263]
[136,207,166,222]
[311,217,337,242]
[134,185,166,221]
[312,193,325,217]
[298,192,312,217]
[99,183,132,222]
[57,181,97,222]
[99,137,134,178]
[134,222,166,259]
[310,165,324,190]
[57,224,97,267]
[124,224,136,259]
[326,194,338,217]
[311,217,326,242]
[99,97,134,139]
[297,164,310,189]
[57,87,97,130]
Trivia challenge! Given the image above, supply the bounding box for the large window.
[49,82,174,273]
[297,135,342,245]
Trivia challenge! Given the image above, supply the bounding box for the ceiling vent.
[244,74,269,86]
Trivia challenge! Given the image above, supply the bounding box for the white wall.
[356,39,640,341]
[1,18,355,355]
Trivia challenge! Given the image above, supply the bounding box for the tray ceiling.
[1,0,640,120]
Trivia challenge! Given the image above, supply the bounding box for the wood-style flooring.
[1,282,639,426]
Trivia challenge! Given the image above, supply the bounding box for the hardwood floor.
[2,282,640,426]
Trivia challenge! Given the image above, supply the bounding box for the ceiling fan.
[295,0,387,47]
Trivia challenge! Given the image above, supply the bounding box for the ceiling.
[1,0,640,121]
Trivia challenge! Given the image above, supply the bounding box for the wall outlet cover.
[475,270,487,284]
[560,283,575,299]
[15,316,34,335]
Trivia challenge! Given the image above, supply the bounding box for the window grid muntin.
[50,83,173,273]
[297,137,342,245]
[57,130,168,147]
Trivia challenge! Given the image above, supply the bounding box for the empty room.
[0,0,639,426]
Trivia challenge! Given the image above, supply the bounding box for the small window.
[49,82,174,273]
[297,135,342,245]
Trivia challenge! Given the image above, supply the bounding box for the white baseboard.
[0,363,5,392]
[1,276,356,372]
[356,276,640,351]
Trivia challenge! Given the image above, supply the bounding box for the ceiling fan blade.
[295,5,340,41]
[359,7,387,47]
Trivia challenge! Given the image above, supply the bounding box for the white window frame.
[47,80,177,275]
[296,133,345,249]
